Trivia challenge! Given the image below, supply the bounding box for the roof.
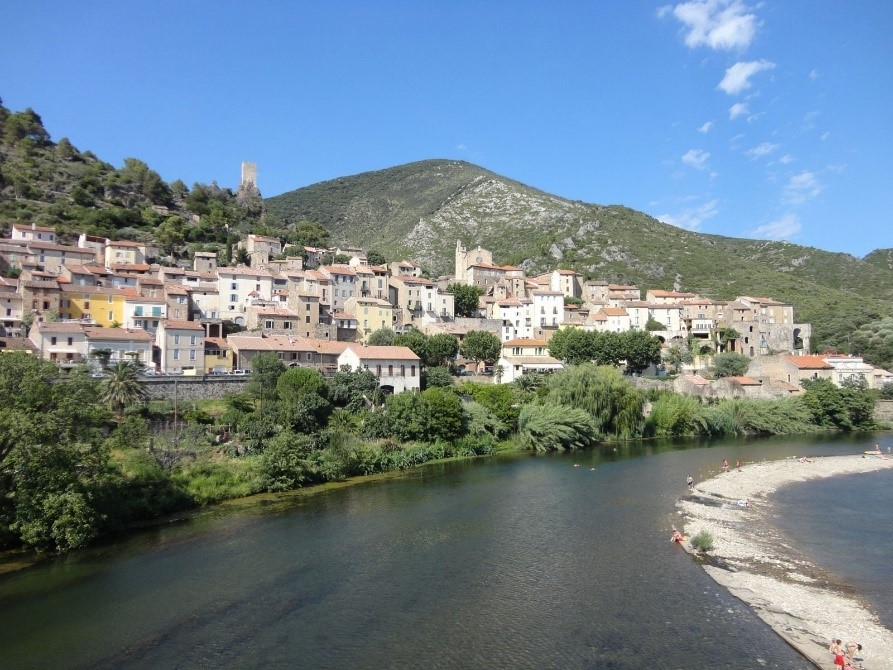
[680,374,711,386]
[501,356,563,367]
[503,338,548,347]
[217,266,274,278]
[725,376,762,386]
[12,223,56,233]
[107,239,144,248]
[783,355,833,370]
[226,335,350,355]
[344,345,421,361]
[601,307,629,316]
[0,338,37,352]
[204,337,229,349]
[161,319,205,331]
[85,327,152,342]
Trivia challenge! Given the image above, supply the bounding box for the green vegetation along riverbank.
[0,352,886,555]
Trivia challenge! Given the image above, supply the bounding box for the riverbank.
[678,454,893,670]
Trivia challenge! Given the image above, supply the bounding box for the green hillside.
[0,101,263,259]
[266,160,893,351]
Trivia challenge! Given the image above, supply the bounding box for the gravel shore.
[677,454,893,670]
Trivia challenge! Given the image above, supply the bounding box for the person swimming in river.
[722,459,729,472]
[670,530,685,543]
[686,474,694,490]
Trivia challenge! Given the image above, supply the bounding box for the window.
[388,365,393,376]
[108,311,113,320]
[190,335,197,345]
[174,334,180,345]
[51,336,57,345]
[400,364,405,376]
[44,301,51,310]
[265,320,274,329]
[305,315,310,323]
[189,350,196,361]
[376,365,382,375]
[67,337,73,345]
[108,295,113,304]
[230,294,238,303]
[83,301,90,309]
[231,282,238,290]
[410,365,415,377]
[173,349,180,360]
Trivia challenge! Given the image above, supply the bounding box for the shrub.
[690,530,714,553]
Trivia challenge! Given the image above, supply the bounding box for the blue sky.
[2,1,891,257]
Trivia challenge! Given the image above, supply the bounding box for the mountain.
[266,159,893,350]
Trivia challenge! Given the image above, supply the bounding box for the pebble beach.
[678,454,893,670]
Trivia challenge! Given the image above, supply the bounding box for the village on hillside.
[1,220,891,398]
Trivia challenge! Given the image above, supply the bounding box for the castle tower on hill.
[240,161,257,188]
[454,240,493,284]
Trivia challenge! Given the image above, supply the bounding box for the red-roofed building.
[338,344,421,393]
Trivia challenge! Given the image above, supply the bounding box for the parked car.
[232,369,248,376]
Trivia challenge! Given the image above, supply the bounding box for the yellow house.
[60,284,126,326]
[344,296,396,341]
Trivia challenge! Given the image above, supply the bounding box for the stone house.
[746,354,833,388]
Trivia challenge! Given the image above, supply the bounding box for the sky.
[1,1,891,257]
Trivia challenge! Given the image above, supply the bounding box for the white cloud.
[681,148,711,169]
[669,0,759,51]
[745,141,778,158]
[456,143,467,151]
[658,199,719,231]
[820,131,830,141]
[779,154,794,164]
[784,171,823,203]
[729,102,749,119]
[718,59,775,94]
[809,69,819,80]
[698,121,714,133]
[750,213,801,240]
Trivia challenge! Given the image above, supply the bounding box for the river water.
[0,434,887,669]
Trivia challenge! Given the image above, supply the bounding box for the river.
[0,434,886,669]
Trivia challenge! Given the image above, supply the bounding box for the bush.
[690,530,714,552]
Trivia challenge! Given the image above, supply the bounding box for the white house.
[496,338,564,384]
[337,345,421,394]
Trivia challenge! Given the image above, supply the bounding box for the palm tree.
[102,361,148,414]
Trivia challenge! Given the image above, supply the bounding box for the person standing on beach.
[844,641,861,666]
[829,639,845,668]
[722,459,729,472]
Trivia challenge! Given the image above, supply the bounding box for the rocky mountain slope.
[266,160,893,350]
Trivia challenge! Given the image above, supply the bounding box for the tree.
[285,220,330,248]
[367,328,396,346]
[234,247,250,266]
[620,330,663,374]
[394,328,429,364]
[447,283,483,318]
[366,250,386,266]
[664,345,693,374]
[850,317,893,370]
[645,318,666,331]
[328,366,380,412]
[427,333,459,367]
[545,364,645,439]
[248,353,285,412]
[276,367,327,403]
[713,352,751,378]
[460,330,501,364]
[801,377,875,430]
[548,327,597,365]
[517,403,597,452]
[101,361,149,414]
[422,366,454,389]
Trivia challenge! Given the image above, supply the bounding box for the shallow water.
[0,434,883,669]
[773,458,893,629]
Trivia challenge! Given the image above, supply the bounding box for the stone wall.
[140,377,249,401]
[875,399,893,424]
